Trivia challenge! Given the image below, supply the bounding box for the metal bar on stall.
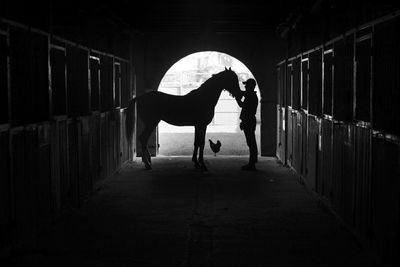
[47,33,52,121]
[50,44,65,51]
[301,45,323,58]
[6,26,11,127]
[352,32,357,122]
[356,34,372,43]
[87,50,91,113]
[357,9,400,33]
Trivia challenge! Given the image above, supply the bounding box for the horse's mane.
[190,70,226,94]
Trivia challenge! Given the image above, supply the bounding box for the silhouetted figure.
[209,139,221,156]
[126,68,242,171]
[237,78,258,171]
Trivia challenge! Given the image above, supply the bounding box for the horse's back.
[136,91,211,126]
[137,91,184,118]
[138,91,186,109]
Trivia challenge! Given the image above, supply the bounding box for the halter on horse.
[126,67,242,170]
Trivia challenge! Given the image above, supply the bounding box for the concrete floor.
[5,156,375,266]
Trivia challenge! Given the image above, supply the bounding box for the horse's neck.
[197,77,223,106]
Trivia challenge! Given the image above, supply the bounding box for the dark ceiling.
[3,0,399,35]
[92,0,315,33]
[2,0,315,33]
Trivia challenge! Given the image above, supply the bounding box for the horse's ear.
[225,67,227,70]
[229,67,232,71]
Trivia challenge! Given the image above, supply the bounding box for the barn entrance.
[157,51,260,156]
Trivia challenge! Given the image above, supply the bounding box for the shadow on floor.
[3,156,377,266]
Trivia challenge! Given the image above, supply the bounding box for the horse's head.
[220,67,243,101]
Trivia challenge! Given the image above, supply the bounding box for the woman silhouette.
[237,78,258,171]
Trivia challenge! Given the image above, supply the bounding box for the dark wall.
[1,0,132,59]
[0,17,134,252]
[284,0,400,57]
[133,31,286,155]
[276,6,400,265]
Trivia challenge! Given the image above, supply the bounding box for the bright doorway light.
[158,51,260,155]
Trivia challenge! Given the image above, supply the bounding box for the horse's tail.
[125,97,137,145]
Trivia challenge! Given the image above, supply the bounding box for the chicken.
[209,139,221,156]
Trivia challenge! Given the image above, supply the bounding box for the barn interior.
[1,0,400,265]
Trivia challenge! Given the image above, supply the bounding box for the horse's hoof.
[145,164,152,170]
[194,162,201,169]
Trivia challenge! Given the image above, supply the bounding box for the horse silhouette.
[125,67,242,170]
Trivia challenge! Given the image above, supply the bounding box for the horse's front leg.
[192,126,201,168]
[192,145,200,168]
[199,145,207,171]
[192,126,201,169]
[197,126,208,171]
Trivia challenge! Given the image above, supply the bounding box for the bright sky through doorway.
[158,51,260,133]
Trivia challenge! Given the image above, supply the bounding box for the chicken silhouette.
[209,139,221,156]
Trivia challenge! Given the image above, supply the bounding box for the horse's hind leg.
[147,150,151,163]
[193,125,207,171]
[192,128,200,168]
[197,125,208,171]
[192,146,200,168]
[139,136,151,170]
[139,123,158,170]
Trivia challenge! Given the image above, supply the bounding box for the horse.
[125,67,243,171]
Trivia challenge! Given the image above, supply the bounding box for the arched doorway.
[157,51,260,156]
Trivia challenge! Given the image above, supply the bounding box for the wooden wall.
[276,12,400,264]
[0,18,134,250]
